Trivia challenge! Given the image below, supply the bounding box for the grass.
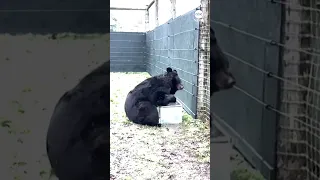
[231,168,265,180]
[230,150,266,180]
[110,72,210,179]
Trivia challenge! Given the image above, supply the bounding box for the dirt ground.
[110,72,210,180]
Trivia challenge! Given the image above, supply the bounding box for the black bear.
[124,67,184,126]
[210,28,236,130]
[210,28,236,94]
[46,61,110,180]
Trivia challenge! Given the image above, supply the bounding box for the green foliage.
[231,168,265,180]
[182,113,193,124]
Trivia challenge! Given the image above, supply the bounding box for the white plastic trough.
[157,101,183,124]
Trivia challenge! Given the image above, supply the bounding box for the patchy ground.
[110,72,210,180]
[0,33,108,180]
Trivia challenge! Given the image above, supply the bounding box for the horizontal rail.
[110,7,146,11]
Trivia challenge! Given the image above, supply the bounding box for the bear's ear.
[166,67,173,72]
[173,70,177,73]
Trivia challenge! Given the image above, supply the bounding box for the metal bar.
[170,0,177,19]
[155,0,159,27]
[146,0,155,11]
[110,7,146,11]
[145,10,149,31]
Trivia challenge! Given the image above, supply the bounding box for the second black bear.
[210,28,236,130]
[124,67,184,126]
[210,28,236,94]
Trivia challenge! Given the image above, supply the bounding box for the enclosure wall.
[211,1,282,179]
[145,9,200,118]
[0,0,108,34]
[110,32,146,72]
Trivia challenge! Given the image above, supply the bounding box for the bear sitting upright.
[124,67,184,126]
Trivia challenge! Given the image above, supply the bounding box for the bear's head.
[210,28,236,94]
[166,67,184,94]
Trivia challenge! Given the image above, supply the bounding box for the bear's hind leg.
[136,101,160,126]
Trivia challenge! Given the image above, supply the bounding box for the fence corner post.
[196,0,210,122]
[155,0,159,27]
[170,0,176,19]
[145,9,149,32]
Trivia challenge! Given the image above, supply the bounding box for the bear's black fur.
[46,61,110,180]
[210,28,236,94]
[124,67,184,126]
[210,28,236,130]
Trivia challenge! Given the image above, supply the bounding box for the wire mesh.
[276,0,320,179]
[211,0,320,179]
[197,0,210,122]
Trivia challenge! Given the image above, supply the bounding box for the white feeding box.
[157,102,183,124]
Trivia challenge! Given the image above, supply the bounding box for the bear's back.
[47,62,110,158]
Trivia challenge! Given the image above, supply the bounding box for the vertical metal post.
[277,0,308,179]
[170,0,176,19]
[155,0,159,27]
[197,0,210,121]
[145,9,149,31]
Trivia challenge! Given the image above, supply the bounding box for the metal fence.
[197,0,210,123]
[210,0,281,180]
[145,8,200,117]
[110,32,146,72]
[211,0,320,180]
[110,4,210,121]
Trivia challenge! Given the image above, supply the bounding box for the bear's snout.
[177,84,184,90]
[226,74,236,88]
